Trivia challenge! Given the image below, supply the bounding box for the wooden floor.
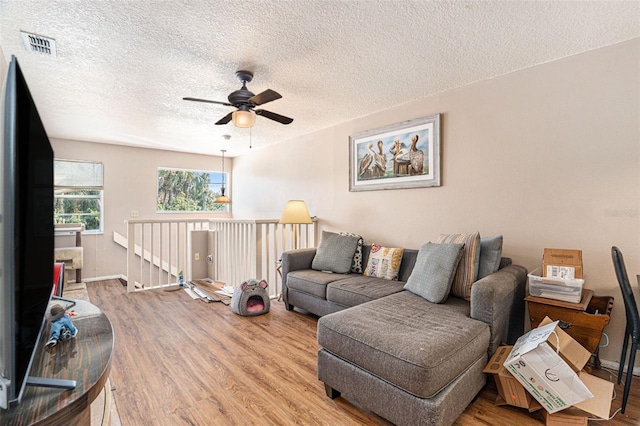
[87,279,640,425]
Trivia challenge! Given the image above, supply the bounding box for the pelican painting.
[350,113,440,191]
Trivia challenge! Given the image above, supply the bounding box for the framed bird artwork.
[349,114,441,192]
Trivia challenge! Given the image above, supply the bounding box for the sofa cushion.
[404,242,464,303]
[287,270,352,299]
[478,235,503,279]
[437,232,480,301]
[312,231,360,274]
[363,244,403,280]
[339,231,365,274]
[327,276,406,307]
[317,291,489,398]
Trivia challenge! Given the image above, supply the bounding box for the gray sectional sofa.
[281,239,527,426]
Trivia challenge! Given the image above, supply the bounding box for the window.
[54,159,104,233]
[157,167,229,212]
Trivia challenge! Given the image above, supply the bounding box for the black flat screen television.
[0,55,55,408]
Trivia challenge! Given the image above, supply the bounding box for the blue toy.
[46,304,78,347]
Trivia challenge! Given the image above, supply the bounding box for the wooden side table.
[0,300,113,425]
[526,289,613,368]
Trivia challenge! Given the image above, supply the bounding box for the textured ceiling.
[1,1,639,157]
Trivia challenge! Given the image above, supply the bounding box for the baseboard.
[83,274,127,283]
[599,359,640,377]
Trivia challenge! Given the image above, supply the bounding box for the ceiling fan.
[183,70,293,127]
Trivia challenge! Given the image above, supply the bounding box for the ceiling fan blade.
[215,112,233,125]
[255,109,293,125]
[248,89,282,106]
[183,97,233,107]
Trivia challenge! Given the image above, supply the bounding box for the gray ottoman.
[317,291,490,425]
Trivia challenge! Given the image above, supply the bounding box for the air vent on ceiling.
[20,31,57,56]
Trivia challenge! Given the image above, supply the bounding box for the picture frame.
[349,114,441,192]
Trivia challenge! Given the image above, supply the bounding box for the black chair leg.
[622,342,637,414]
[619,331,630,385]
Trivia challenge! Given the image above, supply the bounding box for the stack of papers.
[215,285,235,297]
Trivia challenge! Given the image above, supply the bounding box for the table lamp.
[279,200,312,249]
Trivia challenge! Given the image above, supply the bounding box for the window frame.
[156,167,230,213]
[54,159,104,234]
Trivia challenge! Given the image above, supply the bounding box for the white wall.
[51,140,231,280]
[232,39,640,366]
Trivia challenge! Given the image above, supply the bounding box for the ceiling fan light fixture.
[232,110,256,128]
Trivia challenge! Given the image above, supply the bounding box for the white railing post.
[126,221,135,292]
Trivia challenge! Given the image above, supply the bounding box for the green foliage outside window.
[157,168,228,212]
[54,189,102,231]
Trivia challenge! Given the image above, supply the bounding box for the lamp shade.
[214,188,231,204]
[279,200,312,224]
[214,149,231,203]
[232,110,256,128]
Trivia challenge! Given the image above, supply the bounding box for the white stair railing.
[123,218,317,297]
[124,219,211,292]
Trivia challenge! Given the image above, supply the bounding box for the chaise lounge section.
[281,233,528,425]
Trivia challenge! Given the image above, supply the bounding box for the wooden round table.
[0,300,113,425]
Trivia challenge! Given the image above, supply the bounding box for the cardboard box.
[572,372,614,419]
[504,320,593,413]
[544,410,587,426]
[536,317,592,371]
[505,317,614,419]
[483,346,541,411]
[543,372,615,424]
[543,248,583,279]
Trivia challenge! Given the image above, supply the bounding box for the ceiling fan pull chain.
[250,126,252,149]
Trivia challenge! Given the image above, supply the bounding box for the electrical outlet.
[194,253,200,261]
[131,210,139,217]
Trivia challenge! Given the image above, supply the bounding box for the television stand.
[26,376,76,390]
[0,300,113,425]
[22,295,79,391]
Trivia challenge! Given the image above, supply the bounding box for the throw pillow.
[437,232,481,301]
[339,231,364,273]
[312,231,360,274]
[404,242,464,303]
[477,235,503,280]
[363,244,404,280]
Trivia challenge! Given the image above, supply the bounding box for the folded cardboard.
[543,373,615,425]
[571,371,614,420]
[504,320,593,413]
[537,316,591,370]
[504,317,613,418]
[543,248,583,279]
[544,410,588,426]
[483,346,541,411]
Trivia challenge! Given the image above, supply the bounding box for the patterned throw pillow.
[363,244,404,280]
[436,232,481,301]
[339,232,364,273]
